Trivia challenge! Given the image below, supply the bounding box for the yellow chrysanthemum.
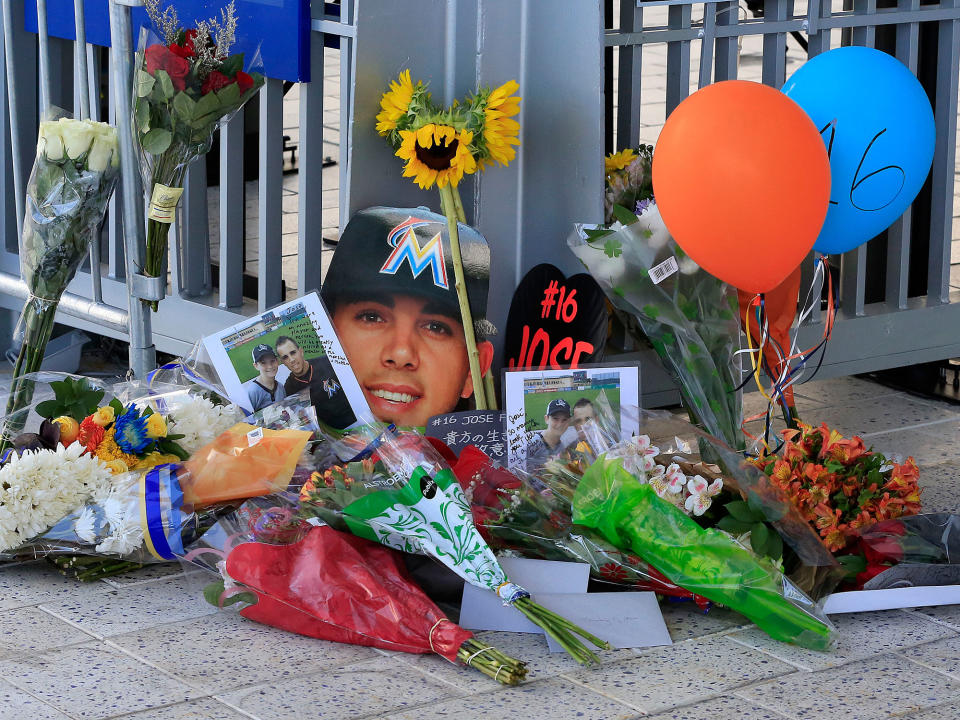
[376,70,415,136]
[478,80,521,170]
[396,123,477,189]
[132,451,181,471]
[91,406,115,427]
[95,428,139,470]
[605,148,637,175]
[103,459,130,475]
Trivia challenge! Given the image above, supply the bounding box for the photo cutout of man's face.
[572,402,596,440]
[276,340,308,377]
[332,293,493,428]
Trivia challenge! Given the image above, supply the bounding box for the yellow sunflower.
[376,70,415,136]
[396,123,477,189]
[478,80,521,169]
[605,148,637,175]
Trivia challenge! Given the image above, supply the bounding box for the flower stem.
[439,184,487,410]
[511,596,609,665]
[456,637,528,685]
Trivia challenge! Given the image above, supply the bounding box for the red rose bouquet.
[134,0,264,309]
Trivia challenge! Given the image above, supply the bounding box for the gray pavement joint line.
[195,695,263,720]
[892,647,960,684]
[861,415,960,438]
[0,673,83,720]
[723,633,819,673]
[98,634,220,695]
[731,687,804,720]
[629,622,756,658]
[36,602,112,642]
[554,671,651,715]
[386,653,483,697]
[101,571,188,589]
[900,607,960,634]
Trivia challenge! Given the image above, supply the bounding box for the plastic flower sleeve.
[568,203,744,450]
[572,453,834,650]
[177,494,529,684]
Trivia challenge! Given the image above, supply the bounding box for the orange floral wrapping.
[181,423,312,507]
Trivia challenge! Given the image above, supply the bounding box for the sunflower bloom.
[605,148,637,175]
[477,80,521,169]
[376,70,416,136]
[396,124,477,189]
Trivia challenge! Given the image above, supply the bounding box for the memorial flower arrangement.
[569,147,744,452]
[134,0,264,310]
[375,70,522,410]
[0,118,120,451]
[299,426,610,664]
[751,422,922,558]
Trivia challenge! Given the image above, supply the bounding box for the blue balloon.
[782,46,935,255]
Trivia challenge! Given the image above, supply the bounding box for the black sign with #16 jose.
[426,410,507,461]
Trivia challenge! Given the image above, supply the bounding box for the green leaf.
[134,98,150,133]
[141,128,172,155]
[202,580,225,607]
[219,54,244,77]
[611,204,638,226]
[717,515,754,534]
[221,591,258,607]
[34,399,58,419]
[109,398,125,416]
[191,91,222,125]
[154,69,175,99]
[750,522,770,555]
[764,530,783,561]
[171,91,197,121]
[836,553,867,578]
[216,82,241,110]
[135,69,156,98]
[603,238,622,258]
[725,500,760,523]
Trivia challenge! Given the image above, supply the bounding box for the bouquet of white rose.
[1,116,120,451]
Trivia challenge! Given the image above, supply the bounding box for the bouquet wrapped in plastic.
[181,497,528,684]
[1,115,120,446]
[134,1,264,308]
[299,425,610,664]
[571,443,836,650]
[849,514,960,589]
[572,148,744,451]
[451,444,710,608]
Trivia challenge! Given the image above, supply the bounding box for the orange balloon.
[651,81,831,294]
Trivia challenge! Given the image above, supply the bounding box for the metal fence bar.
[219,112,244,308]
[884,0,920,309]
[106,61,124,279]
[36,0,51,115]
[257,77,284,310]
[698,2,717,88]
[714,1,739,79]
[181,159,210,296]
[841,245,868,316]
[852,0,877,45]
[617,0,643,148]
[762,0,788,86]
[107,0,154,378]
[338,0,355,226]
[2,0,25,239]
[665,2,692,115]
[298,19,325,294]
[73,0,89,119]
[927,0,959,304]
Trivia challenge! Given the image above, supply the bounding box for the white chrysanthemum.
[95,498,142,556]
[74,506,98,543]
[167,396,244,456]
[0,444,112,552]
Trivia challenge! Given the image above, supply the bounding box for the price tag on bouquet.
[147,184,184,223]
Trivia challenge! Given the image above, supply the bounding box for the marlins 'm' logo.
[379,216,449,289]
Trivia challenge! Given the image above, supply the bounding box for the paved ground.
[2,374,960,720]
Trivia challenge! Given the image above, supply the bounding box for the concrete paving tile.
[0,561,112,611]
[794,394,960,437]
[727,609,956,671]
[0,606,95,658]
[915,605,960,630]
[659,602,749,641]
[0,677,72,720]
[897,702,960,720]
[0,642,197,719]
[737,654,960,720]
[375,677,638,720]
[215,656,464,720]
[565,636,797,714]
[900,634,960,680]
[793,376,905,410]
[864,421,960,468]
[101,563,185,587]
[643,694,793,720]
[108,612,382,694]
[106,698,251,720]
[917,462,960,514]
[39,575,216,638]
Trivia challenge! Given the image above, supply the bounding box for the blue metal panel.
[24,0,311,81]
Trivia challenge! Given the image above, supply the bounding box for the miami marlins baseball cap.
[251,344,276,362]
[320,206,495,338]
[547,398,572,417]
